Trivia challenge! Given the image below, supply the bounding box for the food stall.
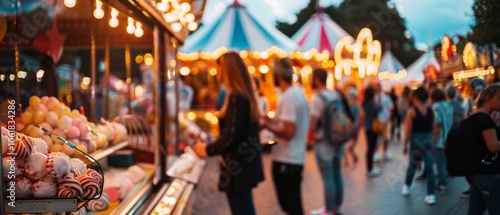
[1,0,208,214]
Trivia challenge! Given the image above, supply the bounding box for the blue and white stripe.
[378,51,405,73]
[180,4,298,53]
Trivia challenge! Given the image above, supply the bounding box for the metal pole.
[125,40,132,113]
[154,26,168,184]
[14,0,20,112]
[103,34,110,119]
[90,22,97,122]
[172,39,180,156]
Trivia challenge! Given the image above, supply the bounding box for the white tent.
[378,51,406,90]
[396,51,440,85]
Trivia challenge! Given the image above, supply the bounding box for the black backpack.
[445,114,481,176]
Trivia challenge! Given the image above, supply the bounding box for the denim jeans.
[226,188,256,215]
[365,129,378,172]
[315,143,344,211]
[435,148,447,186]
[467,174,500,215]
[405,132,435,195]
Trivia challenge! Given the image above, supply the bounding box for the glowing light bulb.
[36,70,45,78]
[93,0,104,19]
[109,17,118,28]
[187,22,198,31]
[64,0,76,8]
[126,18,135,34]
[180,2,191,13]
[111,7,118,17]
[164,13,177,23]
[171,22,182,32]
[134,22,144,37]
[157,2,169,12]
[185,13,195,23]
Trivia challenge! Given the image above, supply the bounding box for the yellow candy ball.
[49,144,63,153]
[62,106,71,116]
[20,111,34,125]
[32,111,45,125]
[69,110,80,118]
[29,96,41,109]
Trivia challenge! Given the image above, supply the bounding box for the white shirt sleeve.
[277,94,298,123]
[310,95,323,118]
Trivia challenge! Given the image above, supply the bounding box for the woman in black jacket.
[193,52,264,215]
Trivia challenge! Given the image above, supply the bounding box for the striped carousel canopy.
[180,0,298,54]
[291,11,349,56]
[377,51,406,89]
[379,51,405,73]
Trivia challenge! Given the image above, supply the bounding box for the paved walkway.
[191,131,471,215]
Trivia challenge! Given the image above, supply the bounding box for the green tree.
[468,0,500,45]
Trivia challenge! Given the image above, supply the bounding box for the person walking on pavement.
[308,68,347,215]
[262,57,310,215]
[459,78,486,198]
[390,88,401,140]
[193,52,264,215]
[430,89,453,194]
[461,84,500,215]
[402,87,437,205]
[344,85,361,165]
[362,86,382,177]
[373,83,394,162]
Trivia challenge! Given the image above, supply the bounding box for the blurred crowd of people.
[189,51,500,215]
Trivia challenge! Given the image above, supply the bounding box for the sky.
[202,0,475,51]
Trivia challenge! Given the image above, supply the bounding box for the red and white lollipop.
[77,174,100,199]
[57,177,83,198]
[82,169,103,186]
[14,134,33,160]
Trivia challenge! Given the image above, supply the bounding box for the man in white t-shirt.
[374,83,393,162]
[263,57,310,215]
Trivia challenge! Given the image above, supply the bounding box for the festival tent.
[291,11,349,57]
[179,0,298,54]
[377,51,406,90]
[396,51,440,85]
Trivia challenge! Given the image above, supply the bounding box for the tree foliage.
[277,0,423,67]
[468,0,500,45]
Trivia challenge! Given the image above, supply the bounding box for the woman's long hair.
[217,52,260,122]
[475,84,500,109]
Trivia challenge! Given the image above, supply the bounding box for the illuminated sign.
[334,28,381,80]
[452,67,495,81]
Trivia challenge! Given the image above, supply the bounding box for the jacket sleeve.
[206,94,241,156]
